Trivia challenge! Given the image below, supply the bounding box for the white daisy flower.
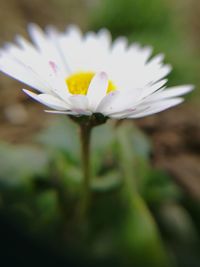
[0,24,194,120]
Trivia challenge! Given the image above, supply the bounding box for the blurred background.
[0,0,200,266]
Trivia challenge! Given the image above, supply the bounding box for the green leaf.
[143,169,181,204]
[116,123,171,267]
[121,194,172,267]
[91,171,122,192]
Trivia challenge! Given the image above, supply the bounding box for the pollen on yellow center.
[66,72,116,95]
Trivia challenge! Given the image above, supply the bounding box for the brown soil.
[137,103,200,200]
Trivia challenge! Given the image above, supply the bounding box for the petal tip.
[99,71,108,79]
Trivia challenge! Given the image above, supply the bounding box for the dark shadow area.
[0,215,77,267]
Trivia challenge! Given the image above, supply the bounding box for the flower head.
[0,24,193,119]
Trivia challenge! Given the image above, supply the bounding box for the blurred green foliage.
[90,0,172,35]
[0,117,200,266]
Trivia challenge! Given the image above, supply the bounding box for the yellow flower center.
[66,72,115,95]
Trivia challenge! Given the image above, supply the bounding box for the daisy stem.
[79,123,92,218]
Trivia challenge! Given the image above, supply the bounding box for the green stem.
[79,123,92,218]
[69,113,107,221]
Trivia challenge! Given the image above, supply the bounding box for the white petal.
[68,95,90,115]
[28,23,48,52]
[148,85,194,101]
[44,61,71,102]
[1,42,68,95]
[28,23,71,75]
[65,24,82,40]
[45,26,72,73]
[147,53,165,65]
[23,89,69,110]
[98,88,143,116]
[140,46,153,63]
[128,98,184,118]
[15,35,36,51]
[57,26,83,72]
[111,37,128,54]
[152,64,172,80]
[141,79,168,98]
[87,72,108,111]
[97,28,111,50]
[44,110,78,115]
[109,105,150,119]
[0,52,51,93]
[96,90,120,113]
